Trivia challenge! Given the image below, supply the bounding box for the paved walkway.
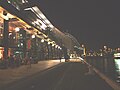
[0,59,119,90]
[0,60,61,87]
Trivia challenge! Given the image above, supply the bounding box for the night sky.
[32,0,120,50]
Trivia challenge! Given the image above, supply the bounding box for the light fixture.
[41,39,44,42]
[48,42,50,45]
[52,44,55,47]
[32,35,35,38]
[15,27,20,32]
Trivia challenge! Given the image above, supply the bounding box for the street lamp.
[82,44,86,56]
[15,27,20,32]
[31,35,35,38]
[41,39,44,43]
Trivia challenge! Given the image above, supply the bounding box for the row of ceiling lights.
[10,27,62,49]
[1,1,62,49]
[14,20,62,50]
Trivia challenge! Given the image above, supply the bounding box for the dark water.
[85,57,120,84]
[114,59,120,83]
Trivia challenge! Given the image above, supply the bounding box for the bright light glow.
[48,42,51,45]
[21,43,23,46]
[22,0,25,3]
[41,25,46,30]
[20,34,22,36]
[6,13,16,19]
[22,0,28,3]
[32,21,35,25]
[15,27,20,32]
[32,6,54,28]
[49,24,54,28]
[79,57,84,61]
[114,59,120,71]
[15,51,20,54]
[24,6,54,30]
[0,47,3,59]
[32,35,35,38]
[37,19,47,30]
[104,46,107,49]
[58,46,60,49]
[24,8,32,11]
[4,16,9,20]
[52,41,55,44]
[7,0,11,3]
[52,44,55,47]
[39,13,46,19]
[114,53,120,58]
[55,45,58,48]
[9,33,12,36]
[41,39,44,42]
[18,44,20,47]
[0,34,3,37]
[13,37,16,39]
[44,19,50,24]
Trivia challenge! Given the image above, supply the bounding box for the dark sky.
[33,0,120,50]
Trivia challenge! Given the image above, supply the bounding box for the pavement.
[0,59,119,90]
[0,60,62,88]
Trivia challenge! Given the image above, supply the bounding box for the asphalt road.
[2,62,113,90]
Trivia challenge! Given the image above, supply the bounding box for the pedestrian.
[9,54,15,68]
[25,56,31,68]
[28,57,32,68]
[15,55,21,67]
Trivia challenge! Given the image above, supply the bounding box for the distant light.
[104,46,107,49]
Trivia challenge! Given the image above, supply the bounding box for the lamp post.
[82,44,86,56]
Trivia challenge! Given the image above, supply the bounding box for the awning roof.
[0,0,82,51]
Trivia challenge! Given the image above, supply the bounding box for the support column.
[3,19,9,60]
[50,45,53,59]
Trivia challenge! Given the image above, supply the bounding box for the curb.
[83,60,120,90]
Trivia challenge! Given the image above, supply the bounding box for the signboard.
[27,39,31,50]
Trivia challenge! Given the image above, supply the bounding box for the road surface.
[1,62,113,90]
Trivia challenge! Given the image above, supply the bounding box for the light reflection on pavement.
[0,60,61,87]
